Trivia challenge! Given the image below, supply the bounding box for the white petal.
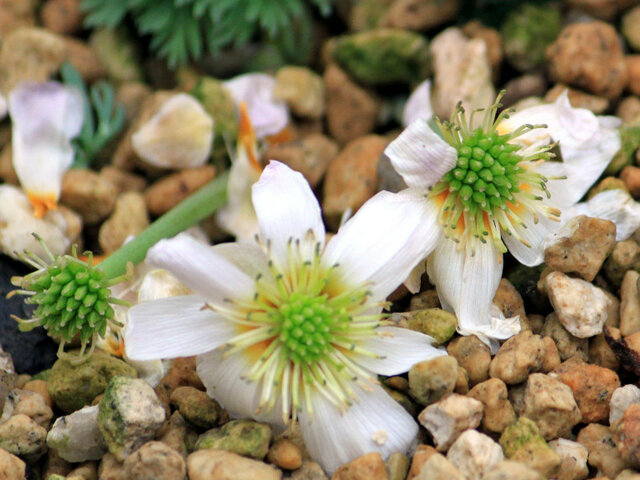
[565,189,640,241]
[124,358,167,388]
[404,259,427,293]
[323,189,441,301]
[0,92,7,119]
[355,326,446,375]
[124,295,236,361]
[385,119,457,190]
[252,161,325,268]
[403,79,433,127]
[224,73,289,139]
[146,233,255,305]
[427,238,515,346]
[9,81,84,199]
[136,269,192,302]
[299,383,419,474]
[502,206,560,266]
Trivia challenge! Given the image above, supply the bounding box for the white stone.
[414,453,466,480]
[544,271,611,338]
[417,393,484,451]
[610,385,640,425]
[548,438,589,480]
[47,405,107,462]
[447,429,503,480]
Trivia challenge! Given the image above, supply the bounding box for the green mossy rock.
[406,309,457,345]
[587,177,629,199]
[191,77,238,141]
[332,28,430,86]
[500,417,547,457]
[170,386,226,429]
[89,28,143,83]
[47,353,137,413]
[606,125,640,175]
[195,419,272,460]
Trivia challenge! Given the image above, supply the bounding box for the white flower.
[8,81,84,218]
[224,73,289,139]
[403,79,433,127]
[385,91,616,349]
[125,161,445,473]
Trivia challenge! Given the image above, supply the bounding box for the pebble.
[47,352,137,413]
[605,238,640,286]
[121,441,186,480]
[2,388,53,429]
[0,447,25,480]
[541,313,589,361]
[98,191,149,254]
[402,309,456,345]
[155,411,189,459]
[100,166,147,194]
[612,403,640,468]
[67,461,98,480]
[610,385,640,425]
[489,330,548,385]
[22,379,51,409]
[406,444,437,480]
[590,332,620,370]
[546,438,589,480]
[97,376,166,462]
[446,429,504,480]
[291,461,328,480]
[144,165,216,217]
[577,423,626,479]
[493,278,528,330]
[98,452,125,480]
[190,77,237,143]
[46,405,107,463]
[483,460,544,480]
[545,84,609,114]
[627,56,640,97]
[0,0,36,40]
[324,64,381,145]
[132,93,214,170]
[461,20,502,77]
[408,290,441,311]
[331,452,388,480]
[467,378,516,434]
[322,135,385,226]
[266,438,302,470]
[617,97,640,123]
[63,36,107,83]
[412,452,465,480]
[623,6,640,52]
[621,166,640,197]
[262,133,339,188]
[501,74,547,107]
[544,216,617,282]
[0,351,14,420]
[116,82,152,124]
[61,168,119,224]
[89,28,142,84]
[546,21,628,99]
[408,356,458,405]
[169,386,224,429]
[430,27,494,119]
[154,357,204,408]
[446,335,491,386]
[187,449,282,480]
[417,393,483,451]
[273,66,325,119]
[41,0,83,35]
[195,419,272,460]
[380,0,460,31]
[0,413,47,462]
[543,271,611,338]
[384,452,409,480]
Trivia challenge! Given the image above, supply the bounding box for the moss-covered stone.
[31,368,51,381]
[500,417,547,457]
[406,309,457,345]
[170,386,227,429]
[47,353,137,413]
[500,418,562,478]
[605,125,640,175]
[195,419,272,460]
[408,356,458,405]
[501,4,562,72]
[332,28,430,86]
[587,177,629,199]
[191,76,238,141]
[89,28,142,83]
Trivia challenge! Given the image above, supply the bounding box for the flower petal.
[385,118,457,190]
[124,358,167,388]
[252,161,325,268]
[355,326,446,376]
[124,295,236,361]
[323,189,441,301]
[502,205,560,266]
[299,383,419,474]
[403,79,433,127]
[224,73,289,139]
[146,233,255,305]
[0,92,7,119]
[427,238,517,347]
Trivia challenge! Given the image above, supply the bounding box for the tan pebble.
[187,449,282,480]
[13,374,31,390]
[273,66,325,119]
[122,441,186,480]
[483,460,543,480]
[589,333,619,370]
[99,166,147,194]
[98,191,149,254]
[0,447,26,480]
[67,461,98,480]
[467,378,516,435]
[621,166,640,197]
[611,404,640,469]
[407,444,437,480]
[291,461,328,480]
[63,36,106,82]
[380,0,460,31]
[628,55,640,96]
[408,356,458,405]
[493,278,528,329]
[577,423,625,479]
[60,168,118,224]
[116,82,152,122]
[412,453,465,480]
[145,166,216,216]
[385,452,409,480]
[489,330,546,385]
[618,96,640,123]
[621,270,640,336]
[98,452,125,480]
[331,452,388,480]
[41,0,84,35]
[267,438,303,470]
[541,313,588,362]
[605,238,640,286]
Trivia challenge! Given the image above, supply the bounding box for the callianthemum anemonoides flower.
[8,81,84,218]
[384,91,616,348]
[125,161,446,473]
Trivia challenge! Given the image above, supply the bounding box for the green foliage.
[60,63,125,169]
[81,0,333,67]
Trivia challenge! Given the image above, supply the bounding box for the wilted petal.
[403,79,433,127]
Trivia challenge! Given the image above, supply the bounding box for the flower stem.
[99,171,229,279]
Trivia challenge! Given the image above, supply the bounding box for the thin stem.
[99,171,229,279]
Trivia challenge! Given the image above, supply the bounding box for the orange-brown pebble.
[23,380,52,408]
[621,166,640,197]
[266,438,303,470]
[407,445,438,480]
[332,452,388,480]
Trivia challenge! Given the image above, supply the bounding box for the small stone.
[493,278,528,330]
[22,380,51,409]
[545,84,609,114]
[588,177,629,199]
[266,438,302,471]
[546,21,628,99]
[0,350,15,417]
[544,271,611,338]
[380,0,460,31]
[618,97,640,123]
[501,74,547,107]
[60,169,118,224]
[621,166,640,197]
[627,56,640,97]
[605,238,640,286]
[347,0,395,31]
[98,376,166,462]
[195,419,272,460]
[89,28,142,83]
[501,3,561,72]
[489,330,547,385]
[0,0,37,40]
[98,191,149,254]
[291,461,328,480]
[0,447,25,480]
[446,429,504,480]
[99,166,147,194]
[66,461,98,480]
[407,444,437,480]
[446,335,490,386]
[522,373,582,440]
[169,386,224,429]
[263,134,338,188]
[623,6,640,52]
[430,27,494,119]
[461,20,502,76]
[467,378,516,435]
[417,393,483,451]
[190,76,237,143]
[47,405,107,463]
[273,67,325,119]
[541,313,589,362]
[499,417,562,478]
[548,438,589,480]
[0,414,47,461]
[63,36,106,83]
[121,441,186,480]
[413,453,465,480]
[544,216,616,281]
[483,460,543,480]
[404,309,456,346]
[454,367,469,395]
[48,352,137,413]
[187,449,282,480]
[408,356,458,405]
[384,452,409,480]
[590,332,620,370]
[3,389,53,429]
[612,403,640,468]
[577,423,626,479]
[98,452,125,480]
[324,64,381,145]
[617,470,640,480]
[154,357,204,408]
[322,135,385,225]
[41,0,83,35]
[155,411,189,459]
[332,452,388,480]
[610,385,640,425]
[144,166,216,217]
[408,290,441,311]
